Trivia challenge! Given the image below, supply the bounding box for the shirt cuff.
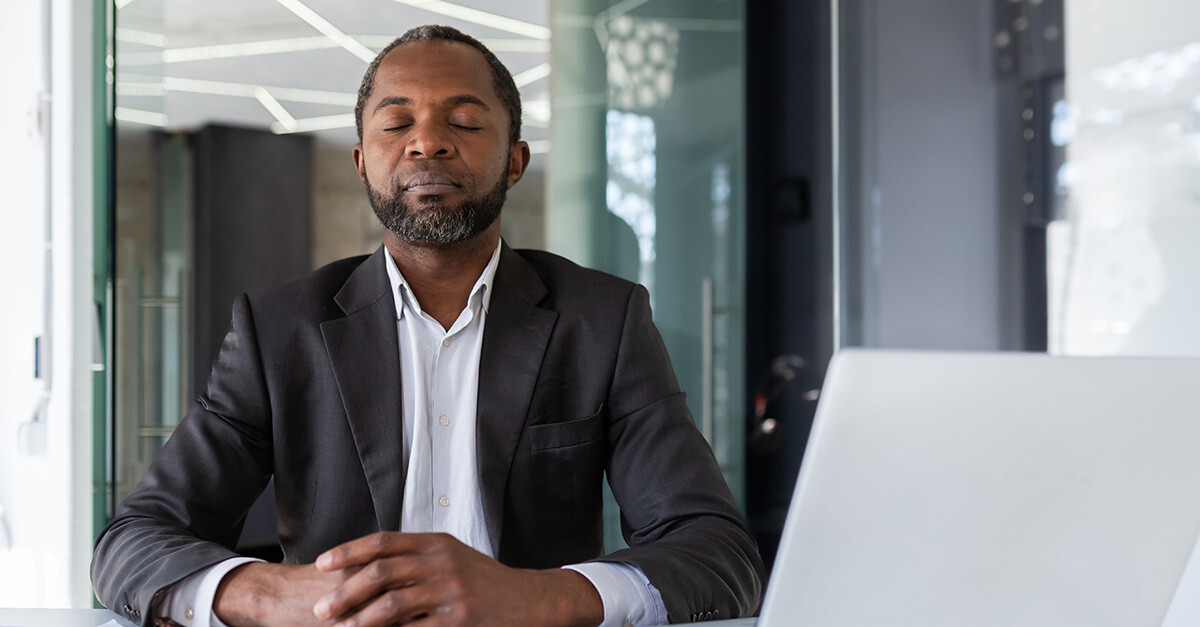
[156,556,263,627]
[563,562,668,627]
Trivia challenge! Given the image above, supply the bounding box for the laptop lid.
[758,349,1200,626]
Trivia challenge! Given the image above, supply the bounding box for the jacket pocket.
[526,404,606,452]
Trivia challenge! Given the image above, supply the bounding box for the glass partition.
[111,0,742,560]
[833,0,1200,359]
[110,0,554,489]
[114,0,174,506]
[1049,1,1200,357]
[548,0,747,549]
[111,0,553,553]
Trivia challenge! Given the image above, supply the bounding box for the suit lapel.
[477,245,556,556]
[320,247,404,532]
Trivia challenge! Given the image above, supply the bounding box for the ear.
[506,141,532,188]
[352,143,367,183]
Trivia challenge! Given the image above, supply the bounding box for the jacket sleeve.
[595,285,765,622]
[91,293,274,626]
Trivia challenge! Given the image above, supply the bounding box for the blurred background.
[1,0,1198,608]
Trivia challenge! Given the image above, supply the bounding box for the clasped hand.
[215,531,603,627]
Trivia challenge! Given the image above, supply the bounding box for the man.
[92,25,763,627]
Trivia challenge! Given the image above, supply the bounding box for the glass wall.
[113,0,175,506]
[548,0,747,549]
[833,0,1200,360]
[111,0,553,516]
[1049,1,1200,357]
[109,0,747,562]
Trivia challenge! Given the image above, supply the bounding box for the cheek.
[364,144,402,175]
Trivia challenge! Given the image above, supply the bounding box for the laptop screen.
[759,350,1200,626]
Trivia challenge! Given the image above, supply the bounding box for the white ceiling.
[114,0,550,152]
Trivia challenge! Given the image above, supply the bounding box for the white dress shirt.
[392,240,494,552]
[157,242,667,626]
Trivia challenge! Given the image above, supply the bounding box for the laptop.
[725,349,1200,626]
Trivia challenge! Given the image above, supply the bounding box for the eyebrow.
[373,94,492,114]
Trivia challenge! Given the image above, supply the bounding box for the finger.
[331,584,446,627]
[317,532,442,571]
[314,555,429,620]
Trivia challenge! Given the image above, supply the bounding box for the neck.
[383,223,500,330]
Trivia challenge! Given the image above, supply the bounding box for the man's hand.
[311,532,604,627]
[213,562,355,627]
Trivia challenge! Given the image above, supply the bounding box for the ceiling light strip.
[163,77,356,106]
[512,63,551,88]
[275,0,377,62]
[115,107,167,127]
[526,140,551,155]
[266,85,357,106]
[272,113,357,134]
[164,77,254,98]
[255,88,298,132]
[523,99,551,127]
[355,34,549,53]
[478,38,551,54]
[117,51,166,67]
[163,36,336,63]
[389,0,550,40]
[115,27,166,47]
[121,32,552,69]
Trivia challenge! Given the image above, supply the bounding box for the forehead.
[370,39,499,106]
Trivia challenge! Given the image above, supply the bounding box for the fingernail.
[316,553,331,569]
[314,598,330,619]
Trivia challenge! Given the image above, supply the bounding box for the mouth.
[403,171,462,196]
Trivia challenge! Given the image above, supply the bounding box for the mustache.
[402,171,461,190]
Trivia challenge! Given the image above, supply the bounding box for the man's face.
[353,39,529,247]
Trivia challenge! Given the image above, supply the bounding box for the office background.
[2,0,1198,608]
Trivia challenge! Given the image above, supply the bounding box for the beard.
[367,167,507,247]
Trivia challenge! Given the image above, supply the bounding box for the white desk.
[0,608,753,626]
[0,608,135,627]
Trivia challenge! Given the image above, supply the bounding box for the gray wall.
[848,0,1005,350]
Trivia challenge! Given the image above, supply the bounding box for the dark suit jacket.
[91,244,764,625]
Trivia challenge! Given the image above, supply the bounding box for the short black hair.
[354,25,522,146]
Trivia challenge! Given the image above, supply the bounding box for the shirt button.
[439,495,450,507]
[185,608,194,620]
[439,415,450,426]
[442,338,452,347]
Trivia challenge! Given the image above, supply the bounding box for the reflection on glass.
[1049,1,1200,356]
[605,109,657,296]
[551,1,746,550]
[114,0,179,503]
[603,15,679,110]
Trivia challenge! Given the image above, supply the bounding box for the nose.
[406,119,454,159]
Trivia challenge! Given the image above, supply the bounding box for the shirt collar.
[383,240,503,321]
